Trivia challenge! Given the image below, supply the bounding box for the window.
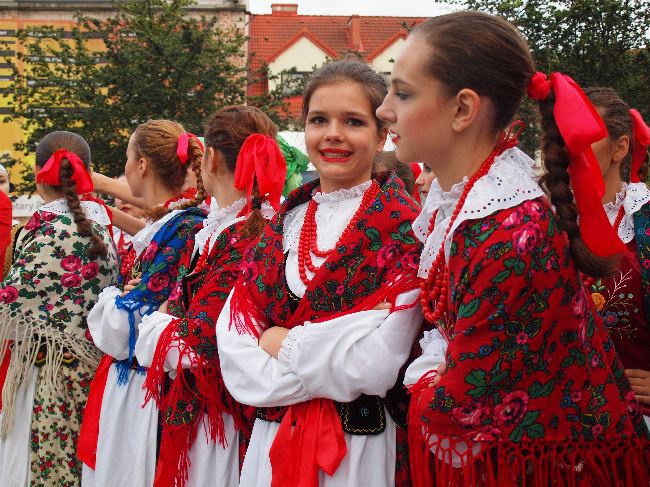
[280,71,308,97]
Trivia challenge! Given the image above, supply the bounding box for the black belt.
[257,394,388,435]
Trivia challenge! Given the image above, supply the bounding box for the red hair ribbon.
[528,72,627,258]
[36,149,94,194]
[234,134,287,212]
[629,109,650,184]
[176,133,204,165]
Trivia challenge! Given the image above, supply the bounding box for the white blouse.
[217,179,421,406]
[414,147,544,278]
[603,182,650,243]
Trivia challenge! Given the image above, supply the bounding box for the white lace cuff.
[277,325,306,373]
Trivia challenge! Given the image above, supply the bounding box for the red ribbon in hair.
[629,109,650,184]
[36,149,93,194]
[527,72,627,258]
[176,133,204,165]
[233,134,287,212]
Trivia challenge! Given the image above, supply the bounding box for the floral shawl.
[113,207,205,383]
[409,197,649,486]
[0,208,118,435]
[230,172,422,486]
[143,219,257,487]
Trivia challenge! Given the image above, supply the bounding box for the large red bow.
[36,149,94,194]
[629,109,650,184]
[269,400,347,487]
[234,134,287,212]
[528,72,627,258]
[176,133,204,165]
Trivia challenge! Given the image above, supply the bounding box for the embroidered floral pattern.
[0,210,118,486]
[413,197,647,451]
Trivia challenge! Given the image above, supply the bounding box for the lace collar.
[312,179,373,204]
[131,209,182,259]
[284,179,373,253]
[39,198,111,226]
[193,197,275,256]
[416,147,545,278]
[604,182,650,243]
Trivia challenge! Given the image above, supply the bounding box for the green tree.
[455,0,650,154]
[2,0,291,192]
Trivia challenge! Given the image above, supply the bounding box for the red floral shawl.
[410,197,649,486]
[230,172,422,486]
[143,220,257,487]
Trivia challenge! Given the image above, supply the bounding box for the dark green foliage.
[455,0,650,155]
[2,0,291,191]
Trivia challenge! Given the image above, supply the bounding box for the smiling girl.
[216,59,423,486]
[377,11,649,486]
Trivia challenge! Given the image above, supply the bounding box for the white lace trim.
[312,179,372,204]
[39,198,111,226]
[416,147,545,278]
[131,209,183,258]
[192,198,275,256]
[604,182,650,243]
[283,179,373,255]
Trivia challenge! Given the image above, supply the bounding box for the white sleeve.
[277,289,421,402]
[135,311,195,370]
[216,291,310,408]
[403,328,448,387]
[87,286,131,360]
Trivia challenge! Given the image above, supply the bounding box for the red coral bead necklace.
[298,180,380,285]
[420,128,522,326]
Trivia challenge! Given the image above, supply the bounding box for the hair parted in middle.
[301,58,388,133]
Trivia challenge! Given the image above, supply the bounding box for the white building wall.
[370,37,405,74]
[268,37,329,91]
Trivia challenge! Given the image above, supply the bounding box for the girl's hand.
[625,369,650,406]
[159,300,169,314]
[372,301,391,311]
[259,326,290,359]
[121,278,141,297]
[432,363,447,386]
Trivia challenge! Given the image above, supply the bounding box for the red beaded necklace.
[582,205,625,290]
[298,181,380,285]
[419,130,521,326]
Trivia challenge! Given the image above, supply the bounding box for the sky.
[247,0,456,17]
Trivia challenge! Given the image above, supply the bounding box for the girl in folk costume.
[216,60,423,487]
[584,87,650,428]
[134,106,285,487]
[79,120,206,487]
[376,12,649,486]
[0,131,118,486]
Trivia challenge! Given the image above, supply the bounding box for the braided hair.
[35,131,108,259]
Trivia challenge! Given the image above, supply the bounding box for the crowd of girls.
[0,9,648,487]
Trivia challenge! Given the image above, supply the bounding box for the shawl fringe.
[229,278,267,339]
[0,308,102,437]
[144,318,252,487]
[409,431,649,487]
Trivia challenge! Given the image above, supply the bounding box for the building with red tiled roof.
[247,3,426,118]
